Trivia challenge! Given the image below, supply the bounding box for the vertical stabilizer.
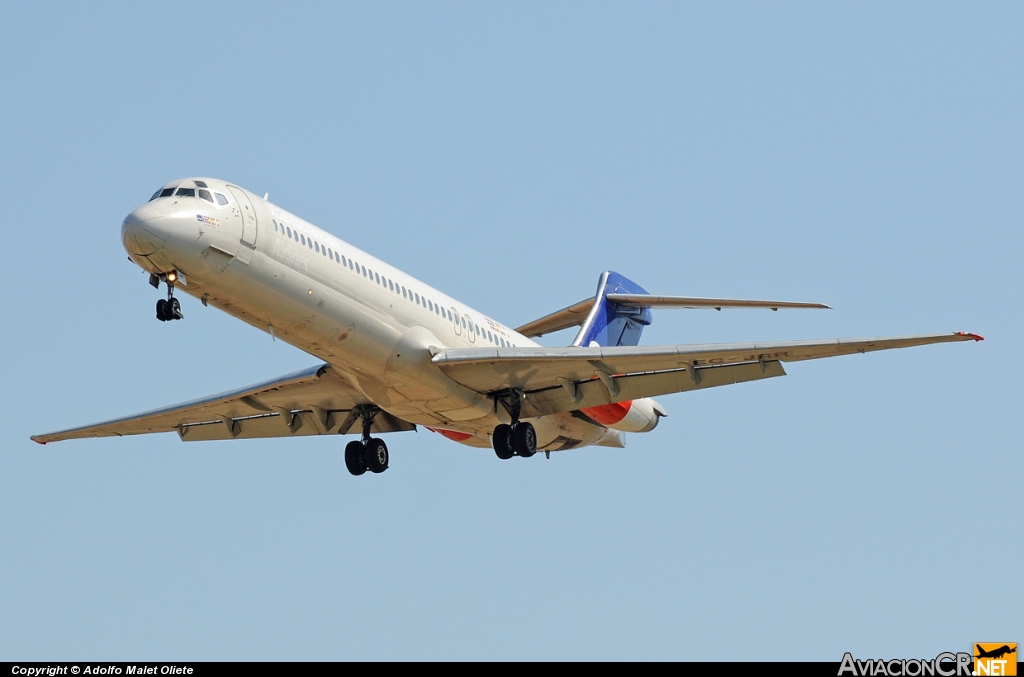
[572,271,653,347]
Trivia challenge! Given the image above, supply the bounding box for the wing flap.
[176,408,415,442]
[433,332,982,394]
[521,361,787,417]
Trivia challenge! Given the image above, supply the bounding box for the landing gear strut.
[344,406,389,476]
[492,391,538,460]
[155,272,183,322]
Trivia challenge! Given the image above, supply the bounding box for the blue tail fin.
[572,271,653,347]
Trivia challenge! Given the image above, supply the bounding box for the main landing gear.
[492,421,537,460]
[344,406,389,476]
[153,272,183,322]
[491,390,538,460]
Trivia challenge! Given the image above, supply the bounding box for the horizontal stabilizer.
[516,284,830,338]
[516,298,594,338]
[606,294,831,311]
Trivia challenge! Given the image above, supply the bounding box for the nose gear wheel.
[155,274,183,321]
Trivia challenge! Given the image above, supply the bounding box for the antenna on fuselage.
[263,193,269,200]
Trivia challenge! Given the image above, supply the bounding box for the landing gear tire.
[366,437,389,473]
[492,424,515,460]
[168,297,182,320]
[345,440,367,476]
[156,299,168,322]
[513,422,537,457]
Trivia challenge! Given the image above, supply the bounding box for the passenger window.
[307,238,312,249]
[300,234,306,245]
[461,317,466,328]
[414,293,420,304]
[314,242,319,253]
[341,255,346,266]
[286,226,292,238]
[175,187,196,197]
[388,280,394,291]
[215,193,228,205]
[198,189,213,203]
[375,273,380,284]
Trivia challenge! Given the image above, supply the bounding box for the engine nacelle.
[580,397,666,433]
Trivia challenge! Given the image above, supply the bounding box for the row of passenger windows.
[271,218,517,348]
[150,184,229,206]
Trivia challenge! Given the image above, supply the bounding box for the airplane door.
[227,186,258,247]
[451,307,461,336]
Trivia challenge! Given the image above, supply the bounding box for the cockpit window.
[198,189,214,203]
[150,187,176,201]
[194,180,208,188]
[215,193,228,205]
[175,187,196,197]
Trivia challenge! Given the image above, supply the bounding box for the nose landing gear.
[154,272,183,322]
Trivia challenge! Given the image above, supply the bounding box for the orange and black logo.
[974,643,1016,676]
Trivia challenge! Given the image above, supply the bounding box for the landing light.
[308,289,313,295]
[166,271,178,283]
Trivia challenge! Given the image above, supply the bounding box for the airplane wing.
[31,364,415,445]
[516,294,829,337]
[432,332,983,418]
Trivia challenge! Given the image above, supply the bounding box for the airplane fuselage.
[122,177,630,451]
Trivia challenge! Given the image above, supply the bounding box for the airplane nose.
[122,205,169,256]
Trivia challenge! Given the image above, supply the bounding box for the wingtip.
[31,437,46,445]
[957,332,984,342]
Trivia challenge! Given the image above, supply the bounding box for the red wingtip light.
[957,332,984,341]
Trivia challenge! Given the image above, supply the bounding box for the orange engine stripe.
[426,427,473,442]
[580,401,632,425]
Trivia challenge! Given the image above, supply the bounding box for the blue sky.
[1,1,1020,660]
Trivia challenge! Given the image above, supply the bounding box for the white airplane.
[32,177,983,475]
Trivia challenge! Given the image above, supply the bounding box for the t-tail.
[572,271,653,347]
